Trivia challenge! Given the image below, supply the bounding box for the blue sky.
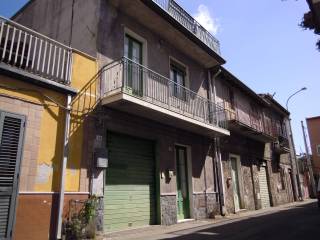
[1,0,319,153]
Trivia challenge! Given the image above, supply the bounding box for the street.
[106,200,320,240]
[157,202,320,240]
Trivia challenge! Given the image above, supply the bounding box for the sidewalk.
[100,199,317,240]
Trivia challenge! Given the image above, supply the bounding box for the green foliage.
[65,196,98,239]
[300,10,320,51]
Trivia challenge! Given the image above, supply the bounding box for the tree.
[300,0,320,51]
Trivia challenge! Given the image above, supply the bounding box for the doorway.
[230,154,242,212]
[124,34,143,96]
[175,145,190,220]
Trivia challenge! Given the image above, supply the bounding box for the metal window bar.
[0,16,72,85]
[100,57,228,130]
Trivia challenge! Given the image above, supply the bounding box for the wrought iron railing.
[152,0,221,54]
[0,16,72,85]
[100,57,227,130]
[225,107,267,134]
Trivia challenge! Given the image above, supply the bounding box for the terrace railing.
[0,16,72,85]
[152,0,221,54]
[100,57,228,130]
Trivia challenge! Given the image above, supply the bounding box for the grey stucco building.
[10,0,297,237]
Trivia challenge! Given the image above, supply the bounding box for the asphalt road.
[159,202,320,240]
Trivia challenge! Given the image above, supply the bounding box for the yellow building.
[0,17,97,240]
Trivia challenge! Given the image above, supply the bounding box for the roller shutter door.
[104,133,156,232]
[258,166,271,208]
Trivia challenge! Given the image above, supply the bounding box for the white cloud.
[194,4,220,35]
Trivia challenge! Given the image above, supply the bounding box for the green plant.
[65,196,98,239]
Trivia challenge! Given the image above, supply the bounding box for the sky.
[1,0,319,154]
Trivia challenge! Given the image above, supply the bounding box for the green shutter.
[104,133,156,232]
[0,111,25,239]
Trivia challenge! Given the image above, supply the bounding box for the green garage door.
[104,133,156,232]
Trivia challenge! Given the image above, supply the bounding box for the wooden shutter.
[0,111,25,239]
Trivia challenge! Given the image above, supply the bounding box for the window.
[279,168,286,190]
[124,34,143,95]
[317,145,320,156]
[170,61,186,100]
[229,89,235,110]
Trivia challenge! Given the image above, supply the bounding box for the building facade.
[0,0,298,239]
[306,116,320,180]
[0,16,97,239]
[215,69,295,213]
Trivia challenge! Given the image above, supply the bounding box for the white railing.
[152,0,221,54]
[100,57,228,130]
[0,16,72,85]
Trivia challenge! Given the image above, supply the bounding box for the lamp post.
[286,87,307,201]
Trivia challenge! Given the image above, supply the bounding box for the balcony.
[225,108,275,143]
[109,0,224,68]
[151,0,220,54]
[0,16,72,85]
[99,57,229,137]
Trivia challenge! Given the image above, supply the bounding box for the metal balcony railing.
[100,57,228,130]
[152,0,221,54]
[0,16,72,85]
[225,107,266,133]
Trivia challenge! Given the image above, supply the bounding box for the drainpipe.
[208,69,226,215]
[215,137,227,216]
[286,118,302,201]
[56,94,72,239]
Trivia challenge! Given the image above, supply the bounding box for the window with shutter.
[0,111,25,239]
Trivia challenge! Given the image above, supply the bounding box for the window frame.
[317,144,320,156]
[169,59,187,100]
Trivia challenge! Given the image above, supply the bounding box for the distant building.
[306,116,320,180]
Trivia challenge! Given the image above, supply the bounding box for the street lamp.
[286,87,307,110]
[285,87,307,201]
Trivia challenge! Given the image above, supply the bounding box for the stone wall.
[160,195,177,225]
[193,193,220,219]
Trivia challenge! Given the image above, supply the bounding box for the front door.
[230,155,241,212]
[124,34,143,95]
[175,146,190,220]
[0,111,25,239]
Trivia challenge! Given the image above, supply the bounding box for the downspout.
[57,94,72,239]
[215,137,227,215]
[208,68,226,215]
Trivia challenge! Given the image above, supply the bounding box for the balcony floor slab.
[101,92,230,138]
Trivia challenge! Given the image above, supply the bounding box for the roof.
[218,67,269,106]
[306,116,320,121]
[10,0,34,20]
[258,94,290,116]
[216,67,290,117]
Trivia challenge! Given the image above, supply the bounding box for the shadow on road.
[161,203,320,240]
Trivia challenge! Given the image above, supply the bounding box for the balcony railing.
[152,0,221,55]
[225,107,290,143]
[100,57,227,130]
[225,107,267,134]
[0,16,72,85]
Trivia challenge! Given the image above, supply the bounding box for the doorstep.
[99,199,316,240]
